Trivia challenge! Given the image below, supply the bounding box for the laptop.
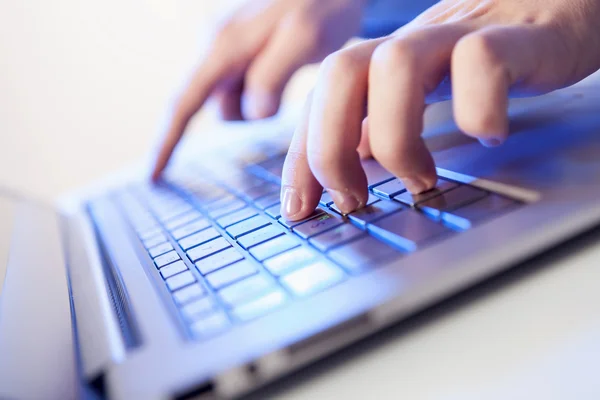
[1,81,600,400]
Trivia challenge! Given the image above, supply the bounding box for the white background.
[2,1,600,399]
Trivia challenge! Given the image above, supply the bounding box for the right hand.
[152,0,366,180]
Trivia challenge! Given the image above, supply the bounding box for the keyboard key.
[367,209,450,252]
[143,233,167,249]
[154,250,181,268]
[319,191,334,206]
[181,297,215,320]
[328,236,402,274]
[187,237,231,262]
[393,179,460,206]
[249,235,300,261]
[417,185,489,217]
[330,194,379,215]
[171,219,212,240]
[264,203,282,219]
[241,184,279,202]
[203,195,238,212]
[173,283,205,305]
[226,215,271,239]
[218,274,273,306]
[206,260,257,289]
[216,208,258,228]
[347,200,403,228]
[190,312,230,338]
[231,289,287,322]
[148,241,173,258]
[254,194,280,210]
[309,224,364,252]
[178,227,220,251]
[166,270,196,291]
[371,179,407,199]
[279,208,326,229]
[195,247,244,275]
[292,212,344,239]
[164,210,203,231]
[237,224,284,249]
[281,261,345,297]
[445,194,518,226]
[362,159,395,188]
[160,260,188,279]
[138,226,162,241]
[207,199,247,219]
[263,246,319,276]
[155,204,194,223]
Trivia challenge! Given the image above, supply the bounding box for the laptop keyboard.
[113,153,521,341]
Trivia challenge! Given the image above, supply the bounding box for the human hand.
[152,0,365,180]
[280,0,600,221]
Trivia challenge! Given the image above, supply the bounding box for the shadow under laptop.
[243,222,600,399]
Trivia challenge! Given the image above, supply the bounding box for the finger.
[369,24,472,193]
[451,25,578,146]
[213,79,244,121]
[357,117,372,159]
[151,44,246,180]
[242,11,322,120]
[280,93,323,221]
[307,39,384,214]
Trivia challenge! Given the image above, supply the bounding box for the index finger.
[151,50,241,181]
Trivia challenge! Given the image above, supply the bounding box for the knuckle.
[320,49,363,79]
[285,11,321,45]
[371,38,420,72]
[453,32,501,67]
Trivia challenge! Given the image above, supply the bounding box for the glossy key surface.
[393,179,459,206]
[226,215,271,239]
[237,224,283,249]
[347,200,403,228]
[293,212,344,239]
[166,271,196,291]
[216,207,258,228]
[367,209,450,252]
[309,223,365,252]
[218,274,273,306]
[231,289,287,321]
[249,234,300,261]
[206,260,257,289]
[418,185,490,217]
[160,260,188,279]
[186,237,231,262]
[263,246,318,276]
[154,250,181,268]
[371,179,407,199]
[173,283,205,305]
[195,247,244,274]
[148,242,173,258]
[328,236,401,274]
[178,227,220,251]
[171,218,211,240]
[190,312,230,338]
[281,261,345,297]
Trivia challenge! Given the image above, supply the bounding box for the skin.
[280,0,600,220]
[151,0,365,181]
[152,0,600,221]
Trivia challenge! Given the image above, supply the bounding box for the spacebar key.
[367,209,450,252]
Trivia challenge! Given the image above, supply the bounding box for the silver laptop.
[1,82,600,400]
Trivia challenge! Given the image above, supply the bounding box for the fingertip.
[242,91,279,120]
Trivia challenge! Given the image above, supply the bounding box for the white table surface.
[2,1,600,399]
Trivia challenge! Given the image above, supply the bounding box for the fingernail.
[280,187,303,219]
[479,138,503,148]
[402,177,429,194]
[328,189,361,214]
[242,92,277,120]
